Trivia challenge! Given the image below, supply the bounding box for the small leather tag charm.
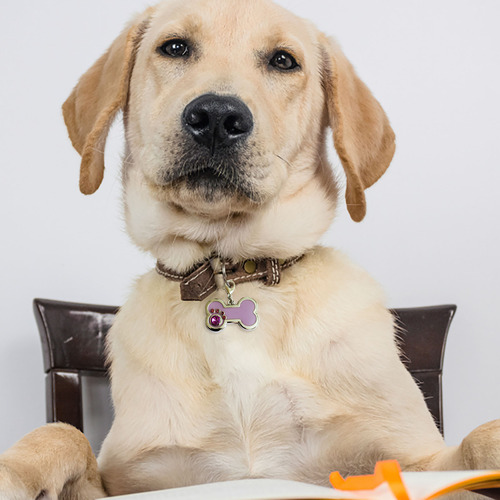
[180,261,217,301]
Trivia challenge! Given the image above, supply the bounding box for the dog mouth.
[162,152,262,203]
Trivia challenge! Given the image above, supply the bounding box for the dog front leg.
[0,423,106,500]
[417,420,500,472]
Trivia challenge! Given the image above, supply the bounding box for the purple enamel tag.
[206,298,259,332]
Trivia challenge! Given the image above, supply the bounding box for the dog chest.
[103,256,396,486]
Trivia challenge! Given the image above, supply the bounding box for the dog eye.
[158,39,190,58]
[269,50,299,71]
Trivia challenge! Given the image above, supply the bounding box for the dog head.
[63,0,395,270]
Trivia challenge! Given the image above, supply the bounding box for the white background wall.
[0,0,499,457]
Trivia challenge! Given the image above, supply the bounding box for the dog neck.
[123,144,338,273]
[125,180,335,273]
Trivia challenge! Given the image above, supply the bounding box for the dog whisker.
[122,151,135,165]
[274,153,292,169]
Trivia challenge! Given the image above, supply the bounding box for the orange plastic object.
[330,460,410,500]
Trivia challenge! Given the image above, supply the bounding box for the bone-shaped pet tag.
[206,298,259,332]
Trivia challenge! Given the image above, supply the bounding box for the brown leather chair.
[33,299,454,435]
[33,299,500,498]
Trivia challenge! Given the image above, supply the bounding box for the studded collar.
[156,255,304,301]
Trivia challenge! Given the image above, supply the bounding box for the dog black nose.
[182,94,253,152]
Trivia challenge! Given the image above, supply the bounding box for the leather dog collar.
[156,255,304,301]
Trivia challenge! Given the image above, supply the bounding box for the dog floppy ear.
[321,36,396,222]
[62,9,153,194]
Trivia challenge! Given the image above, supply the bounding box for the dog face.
[128,0,327,218]
[63,0,395,269]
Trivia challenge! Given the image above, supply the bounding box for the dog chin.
[147,178,262,220]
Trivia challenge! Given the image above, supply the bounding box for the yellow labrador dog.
[1,0,500,498]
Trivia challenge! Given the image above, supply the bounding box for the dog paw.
[0,463,45,500]
[461,419,500,469]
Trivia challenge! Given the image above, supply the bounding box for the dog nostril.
[223,115,248,136]
[185,110,210,131]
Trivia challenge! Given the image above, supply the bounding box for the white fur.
[98,248,448,494]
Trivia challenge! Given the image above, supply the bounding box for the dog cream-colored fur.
[2,0,500,498]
